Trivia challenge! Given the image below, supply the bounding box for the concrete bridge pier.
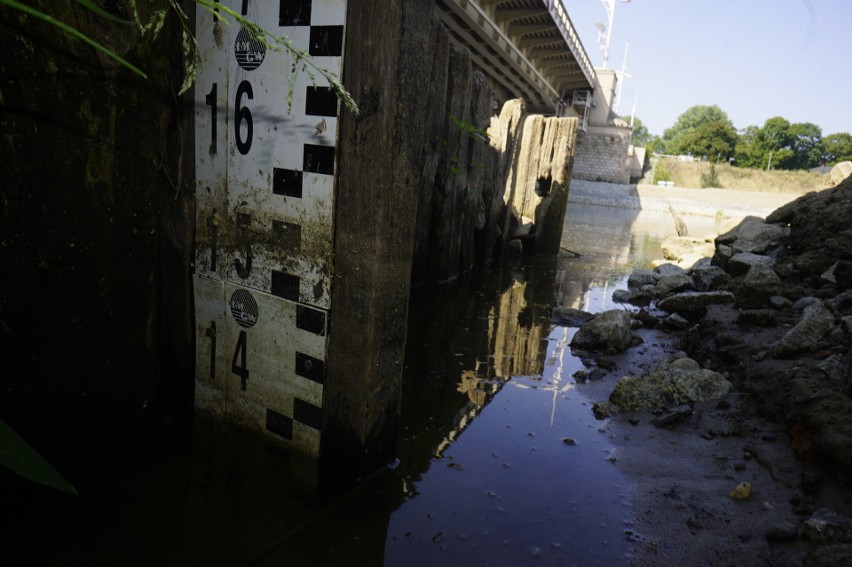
[192,0,580,479]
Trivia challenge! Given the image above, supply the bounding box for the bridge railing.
[545,0,596,90]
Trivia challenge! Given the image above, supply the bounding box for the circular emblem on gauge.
[230,289,259,328]
[234,27,266,71]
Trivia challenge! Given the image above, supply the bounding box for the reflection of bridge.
[436,0,596,111]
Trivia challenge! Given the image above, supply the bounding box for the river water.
[6,203,722,566]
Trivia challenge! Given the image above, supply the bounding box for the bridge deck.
[436,0,595,111]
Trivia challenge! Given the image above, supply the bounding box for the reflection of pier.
[399,258,558,469]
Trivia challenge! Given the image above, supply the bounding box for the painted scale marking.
[193,0,347,455]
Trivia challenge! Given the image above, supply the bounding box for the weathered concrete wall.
[572,124,633,184]
[0,1,192,477]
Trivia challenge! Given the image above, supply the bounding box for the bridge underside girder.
[435,0,595,111]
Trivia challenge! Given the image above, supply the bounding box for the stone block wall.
[572,125,633,184]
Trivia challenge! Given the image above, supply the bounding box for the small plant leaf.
[0,418,77,495]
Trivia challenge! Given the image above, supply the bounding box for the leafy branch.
[2,0,357,113]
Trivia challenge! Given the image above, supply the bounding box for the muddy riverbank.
[565,176,852,565]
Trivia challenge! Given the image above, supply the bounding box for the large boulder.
[609,363,732,411]
[571,309,633,353]
[716,216,789,255]
[826,161,852,187]
[737,263,782,308]
[775,300,835,357]
[690,265,731,291]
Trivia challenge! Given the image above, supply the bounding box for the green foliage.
[2,0,357,112]
[700,163,721,188]
[823,132,852,164]
[1,418,77,495]
[629,116,651,147]
[444,113,489,178]
[735,117,824,170]
[0,0,147,78]
[670,120,738,160]
[662,105,734,155]
[653,158,672,183]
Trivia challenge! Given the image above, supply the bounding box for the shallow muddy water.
[5,203,712,566]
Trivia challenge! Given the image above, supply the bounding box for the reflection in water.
[3,202,688,566]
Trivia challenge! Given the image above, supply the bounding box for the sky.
[561,0,852,137]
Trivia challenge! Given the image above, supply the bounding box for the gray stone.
[662,313,691,330]
[738,263,782,307]
[775,301,836,357]
[817,355,847,382]
[654,274,691,297]
[792,296,820,310]
[728,252,776,276]
[657,291,735,313]
[571,309,634,353]
[628,269,658,289]
[609,363,732,412]
[670,357,700,370]
[654,263,686,277]
[842,316,852,334]
[827,290,852,314]
[717,216,789,254]
[690,265,731,292]
[651,404,693,426]
[801,508,852,543]
[612,289,633,303]
[592,400,619,419]
[769,295,793,310]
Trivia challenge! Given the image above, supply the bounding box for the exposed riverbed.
[5,197,798,566]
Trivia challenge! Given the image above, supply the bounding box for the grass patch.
[642,158,825,194]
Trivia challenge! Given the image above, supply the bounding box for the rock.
[713,243,733,267]
[737,263,782,308]
[669,357,700,370]
[792,296,820,310]
[611,289,632,303]
[826,160,852,187]
[571,309,633,353]
[654,273,691,296]
[628,269,658,289]
[827,290,852,314]
[765,522,799,542]
[661,236,713,262]
[804,544,852,567]
[690,265,731,292]
[654,263,686,277]
[592,400,619,419]
[775,301,835,357]
[769,295,792,310]
[662,313,691,330]
[736,309,778,327]
[801,508,852,543]
[727,252,776,277]
[552,306,593,327]
[716,216,789,255]
[608,363,731,411]
[729,481,752,499]
[835,260,852,291]
[651,403,693,426]
[817,355,847,382]
[561,437,577,446]
[657,291,735,313]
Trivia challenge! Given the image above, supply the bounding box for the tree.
[823,133,852,164]
[662,105,735,155]
[734,117,823,170]
[629,116,652,147]
[669,120,738,160]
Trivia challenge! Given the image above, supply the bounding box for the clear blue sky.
[562,0,852,137]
